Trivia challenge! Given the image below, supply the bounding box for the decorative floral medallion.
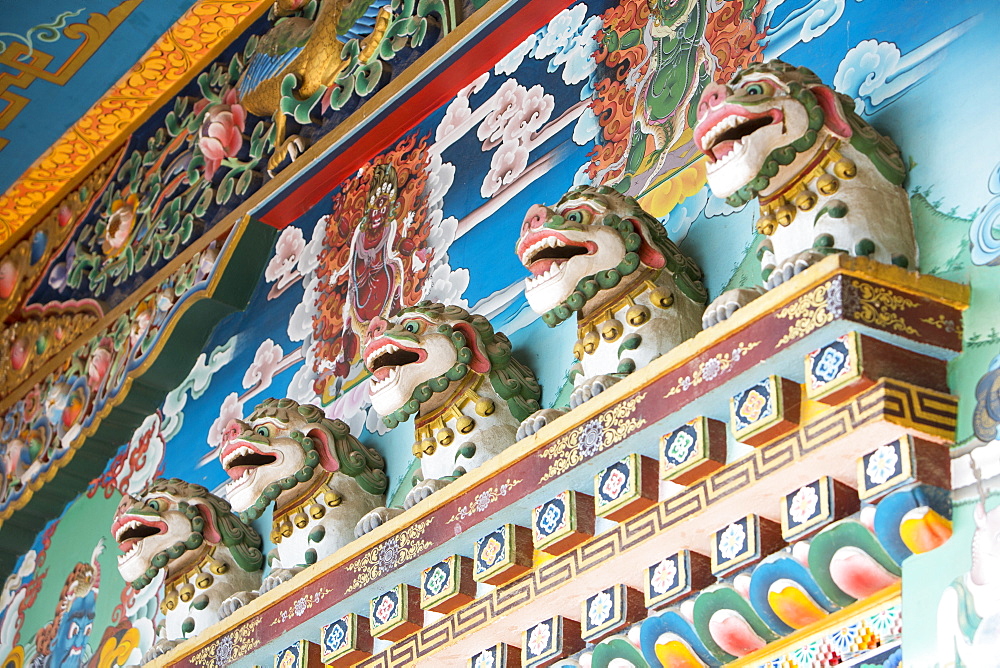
[866,444,900,486]
[345,517,434,593]
[578,418,605,458]
[526,619,552,658]
[539,392,646,483]
[781,477,841,541]
[471,646,498,668]
[480,536,503,568]
[447,478,522,525]
[789,484,820,524]
[587,590,614,627]
[718,521,747,560]
[423,562,450,597]
[813,342,849,384]
[664,341,762,398]
[737,388,769,424]
[278,646,298,668]
[650,557,678,594]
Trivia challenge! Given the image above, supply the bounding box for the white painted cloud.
[207,392,244,450]
[265,226,305,299]
[834,18,976,115]
[970,162,1000,266]
[573,107,600,145]
[161,337,237,439]
[495,33,537,75]
[764,0,845,58]
[704,189,750,217]
[115,413,166,497]
[662,187,709,243]
[437,73,491,144]
[286,362,322,406]
[243,339,284,392]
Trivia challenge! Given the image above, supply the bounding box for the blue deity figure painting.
[29,541,103,668]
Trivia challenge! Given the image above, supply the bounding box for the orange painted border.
[0,0,271,250]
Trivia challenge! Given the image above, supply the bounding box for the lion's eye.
[566,210,584,223]
[742,81,770,97]
[404,321,420,333]
[147,499,160,511]
[256,425,270,437]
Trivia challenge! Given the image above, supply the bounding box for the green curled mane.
[383,301,542,428]
[541,185,707,327]
[724,60,905,208]
[239,398,389,521]
[130,478,263,590]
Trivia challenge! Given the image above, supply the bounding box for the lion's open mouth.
[519,234,591,276]
[366,342,422,382]
[222,445,277,478]
[114,517,164,558]
[699,113,777,163]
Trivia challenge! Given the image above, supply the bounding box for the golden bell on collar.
[178,581,196,602]
[817,173,839,196]
[475,397,496,416]
[794,190,817,211]
[600,319,623,342]
[649,287,674,309]
[626,304,650,326]
[756,215,777,236]
[582,329,600,354]
[775,204,796,227]
[834,158,857,179]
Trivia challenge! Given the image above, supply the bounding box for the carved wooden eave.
[140,255,967,667]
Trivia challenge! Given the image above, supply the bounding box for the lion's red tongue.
[372,366,393,381]
[226,465,254,480]
[528,258,563,276]
[710,139,738,162]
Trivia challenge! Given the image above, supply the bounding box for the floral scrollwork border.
[539,392,647,483]
[190,616,262,668]
[447,478,522,525]
[269,587,335,627]
[850,279,920,336]
[344,517,435,593]
[664,341,762,399]
[774,277,842,347]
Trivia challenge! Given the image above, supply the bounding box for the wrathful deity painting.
[1,0,1000,665]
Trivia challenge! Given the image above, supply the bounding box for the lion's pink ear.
[308,427,341,474]
[190,501,222,544]
[450,321,491,374]
[631,217,666,269]
[811,85,853,140]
